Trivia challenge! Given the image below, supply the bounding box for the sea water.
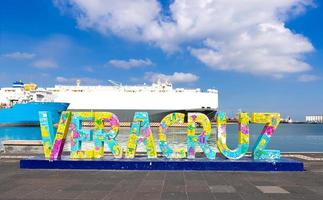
[0,124,323,152]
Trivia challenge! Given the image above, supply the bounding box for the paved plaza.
[0,155,323,200]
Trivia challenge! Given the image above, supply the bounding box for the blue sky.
[0,0,322,120]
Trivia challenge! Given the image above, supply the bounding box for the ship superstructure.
[0,81,54,106]
[47,80,218,122]
[0,81,69,126]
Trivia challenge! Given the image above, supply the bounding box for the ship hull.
[68,108,217,122]
[0,102,69,126]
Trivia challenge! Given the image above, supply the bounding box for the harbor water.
[0,123,323,152]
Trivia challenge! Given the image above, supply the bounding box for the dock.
[0,152,323,199]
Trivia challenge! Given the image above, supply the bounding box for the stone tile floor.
[0,159,323,200]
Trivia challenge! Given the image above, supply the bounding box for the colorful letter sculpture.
[251,113,281,160]
[70,112,95,159]
[39,112,55,159]
[159,113,186,158]
[39,111,71,160]
[187,113,216,159]
[216,112,250,159]
[125,112,157,158]
[39,111,281,161]
[93,112,123,159]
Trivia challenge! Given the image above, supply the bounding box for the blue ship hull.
[0,102,69,126]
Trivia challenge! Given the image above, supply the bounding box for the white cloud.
[55,0,315,76]
[35,35,74,55]
[54,0,160,40]
[32,59,58,69]
[108,58,153,69]
[144,72,199,83]
[298,74,320,82]
[83,66,94,72]
[190,24,313,76]
[2,52,35,59]
[56,76,104,85]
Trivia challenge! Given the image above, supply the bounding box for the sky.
[0,0,322,120]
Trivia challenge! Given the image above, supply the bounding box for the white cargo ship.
[47,80,218,122]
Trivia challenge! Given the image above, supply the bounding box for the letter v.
[39,111,71,161]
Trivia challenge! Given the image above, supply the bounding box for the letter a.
[126,112,157,158]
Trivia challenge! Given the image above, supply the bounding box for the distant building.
[280,116,293,123]
[305,115,323,123]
